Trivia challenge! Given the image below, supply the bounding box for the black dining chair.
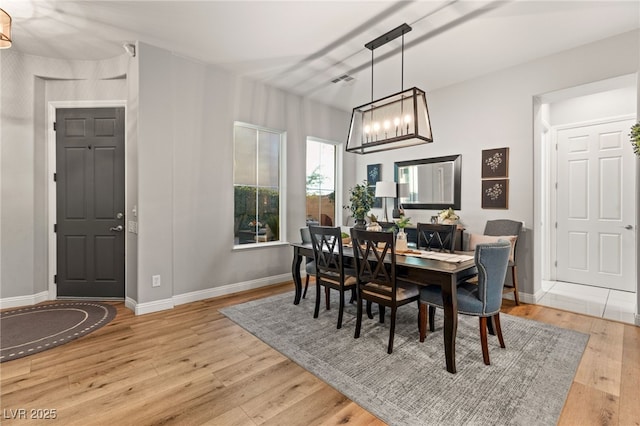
[350,228,420,354]
[416,223,457,252]
[419,240,511,365]
[309,226,357,329]
[300,227,317,299]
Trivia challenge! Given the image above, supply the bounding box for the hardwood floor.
[1,281,638,425]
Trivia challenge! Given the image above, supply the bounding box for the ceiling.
[2,0,639,111]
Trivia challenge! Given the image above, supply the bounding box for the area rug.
[221,292,589,426]
[1,301,116,362]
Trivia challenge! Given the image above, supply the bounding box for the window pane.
[233,123,283,245]
[306,140,336,227]
[258,131,280,187]
[234,126,257,185]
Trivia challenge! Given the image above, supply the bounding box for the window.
[233,122,284,245]
[306,138,337,227]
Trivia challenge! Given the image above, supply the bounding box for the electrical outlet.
[152,275,161,287]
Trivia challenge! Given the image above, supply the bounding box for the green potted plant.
[345,180,374,229]
[630,122,640,156]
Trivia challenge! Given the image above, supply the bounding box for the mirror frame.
[393,154,462,210]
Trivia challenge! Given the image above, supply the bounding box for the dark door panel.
[56,107,125,298]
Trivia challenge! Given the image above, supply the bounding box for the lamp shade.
[375,181,396,198]
[0,8,11,49]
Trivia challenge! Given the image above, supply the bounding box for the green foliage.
[630,123,640,156]
[344,181,374,221]
[395,215,412,229]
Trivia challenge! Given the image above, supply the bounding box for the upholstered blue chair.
[419,240,511,365]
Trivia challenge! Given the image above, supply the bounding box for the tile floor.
[537,281,638,325]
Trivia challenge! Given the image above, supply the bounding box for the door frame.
[47,100,127,300]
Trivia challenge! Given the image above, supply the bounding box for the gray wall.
[346,30,639,303]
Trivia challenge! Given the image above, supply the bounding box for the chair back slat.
[309,226,345,280]
[350,229,396,300]
[416,223,457,253]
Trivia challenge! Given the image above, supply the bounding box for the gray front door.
[56,107,125,298]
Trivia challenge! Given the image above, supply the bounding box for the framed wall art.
[481,179,509,209]
[367,163,382,208]
[481,147,509,178]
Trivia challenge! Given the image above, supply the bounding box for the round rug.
[0,301,117,362]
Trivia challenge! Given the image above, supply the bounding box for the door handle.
[624,225,633,230]
[110,225,124,232]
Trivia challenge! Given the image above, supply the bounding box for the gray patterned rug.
[221,292,589,426]
[1,301,116,362]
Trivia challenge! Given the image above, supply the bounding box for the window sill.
[233,241,290,251]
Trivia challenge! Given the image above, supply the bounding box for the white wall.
[347,30,639,299]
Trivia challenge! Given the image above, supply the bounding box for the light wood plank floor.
[1,281,638,425]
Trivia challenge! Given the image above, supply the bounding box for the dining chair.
[470,219,523,305]
[484,219,522,305]
[300,227,317,299]
[419,240,511,365]
[309,226,357,329]
[416,223,457,252]
[350,228,420,354]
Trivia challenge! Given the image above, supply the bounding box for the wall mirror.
[394,154,461,210]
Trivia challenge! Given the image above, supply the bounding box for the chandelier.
[346,24,433,154]
[0,8,11,49]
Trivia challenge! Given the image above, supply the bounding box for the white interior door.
[556,117,636,291]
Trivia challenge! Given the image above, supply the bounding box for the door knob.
[110,225,124,232]
[624,225,633,230]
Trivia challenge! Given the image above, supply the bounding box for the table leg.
[292,246,303,305]
[441,274,458,373]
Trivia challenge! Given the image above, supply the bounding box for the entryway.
[53,106,126,298]
[535,75,638,322]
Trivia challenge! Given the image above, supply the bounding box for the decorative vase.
[441,218,458,225]
[366,222,382,232]
[396,228,408,252]
[354,219,367,229]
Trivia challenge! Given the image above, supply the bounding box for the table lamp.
[375,181,396,222]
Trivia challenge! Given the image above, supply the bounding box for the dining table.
[290,241,477,374]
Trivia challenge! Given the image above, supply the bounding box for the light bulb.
[404,114,412,124]
[364,125,371,134]
[383,120,390,130]
[394,117,400,126]
[373,122,380,132]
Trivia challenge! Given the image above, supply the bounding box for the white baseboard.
[635,313,640,327]
[0,291,49,310]
[127,273,292,315]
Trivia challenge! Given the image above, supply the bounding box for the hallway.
[538,280,638,325]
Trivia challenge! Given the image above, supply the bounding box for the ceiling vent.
[332,74,355,84]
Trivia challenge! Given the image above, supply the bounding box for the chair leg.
[303,275,309,299]
[419,303,427,342]
[511,265,520,305]
[493,313,506,349]
[479,317,490,365]
[366,300,374,319]
[355,293,362,339]
[379,305,385,323]
[428,306,436,332]
[387,307,397,354]
[313,280,321,319]
[337,289,345,329]
[349,287,355,303]
[325,287,330,310]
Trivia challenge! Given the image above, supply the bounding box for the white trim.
[126,273,292,315]
[47,100,127,301]
[0,292,49,310]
